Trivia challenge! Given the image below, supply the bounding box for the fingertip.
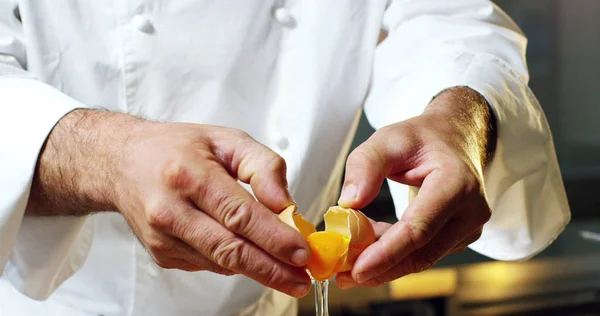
[253,176,295,213]
[338,182,374,209]
[290,248,310,266]
[338,179,382,209]
[337,183,358,207]
[266,205,310,268]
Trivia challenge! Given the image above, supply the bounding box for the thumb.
[339,143,387,208]
[339,129,419,209]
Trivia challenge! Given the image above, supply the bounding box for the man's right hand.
[26,109,312,298]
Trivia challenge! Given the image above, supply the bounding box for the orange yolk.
[305,231,350,281]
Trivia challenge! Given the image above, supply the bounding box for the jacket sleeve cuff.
[0,78,93,300]
[366,52,571,261]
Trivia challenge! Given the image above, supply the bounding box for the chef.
[0,0,570,315]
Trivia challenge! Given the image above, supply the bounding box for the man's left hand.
[336,87,496,289]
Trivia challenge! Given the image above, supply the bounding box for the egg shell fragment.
[278,205,316,238]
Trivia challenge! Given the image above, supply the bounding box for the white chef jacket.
[0,0,570,315]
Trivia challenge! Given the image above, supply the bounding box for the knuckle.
[146,238,171,254]
[346,145,388,179]
[407,220,436,249]
[220,199,254,233]
[163,160,191,190]
[163,161,182,189]
[267,155,287,173]
[146,207,176,231]
[164,159,211,197]
[347,145,379,168]
[263,264,286,289]
[212,237,247,270]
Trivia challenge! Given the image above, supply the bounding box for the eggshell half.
[323,206,375,272]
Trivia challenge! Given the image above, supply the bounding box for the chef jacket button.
[276,136,289,150]
[132,14,154,33]
[273,8,296,28]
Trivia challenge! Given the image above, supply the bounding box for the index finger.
[176,206,312,297]
[350,169,460,282]
[166,162,310,267]
[210,129,295,212]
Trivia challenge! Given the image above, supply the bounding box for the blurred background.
[299,1,600,315]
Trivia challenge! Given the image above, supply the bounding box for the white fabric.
[0,0,570,315]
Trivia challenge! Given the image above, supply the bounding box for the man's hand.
[335,86,496,289]
[26,109,312,298]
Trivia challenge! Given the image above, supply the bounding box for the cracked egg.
[279,205,375,281]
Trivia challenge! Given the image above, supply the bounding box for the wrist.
[27,109,144,215]
[424,86,497,169]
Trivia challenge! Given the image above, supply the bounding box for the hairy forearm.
[26,109,141,216]
[425,86,498,169]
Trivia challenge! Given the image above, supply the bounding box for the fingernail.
[290,282,310,297]
[339,184,358,204]
[290,249,309,266]
[356,271,373,284]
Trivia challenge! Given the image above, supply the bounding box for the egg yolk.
[305,231,350,281]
